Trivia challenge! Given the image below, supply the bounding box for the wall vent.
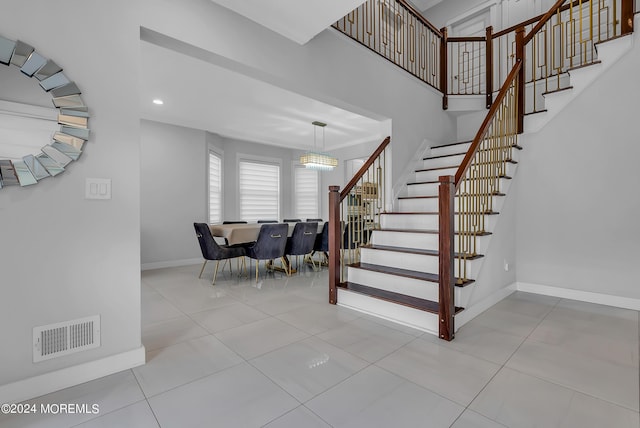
[33,315,100,362]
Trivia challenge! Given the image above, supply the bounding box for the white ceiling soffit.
[412,0,445,13]
[209,0,368,45]
[140,41,385,151]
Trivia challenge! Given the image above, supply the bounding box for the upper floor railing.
[334,0,636,115]
[333,0,442,91]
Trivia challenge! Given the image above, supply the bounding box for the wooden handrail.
[396,0,443,35]
[454,60,522,186]
[447,36,486,42]
[524,0,568,44]
[340,136,391,201]
[494,0,588,37]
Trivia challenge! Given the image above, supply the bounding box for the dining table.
[209,222,324,275]
[209,222,323,246]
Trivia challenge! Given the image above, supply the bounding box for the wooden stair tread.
[415,165,459,172]
[341,282,465,314]
[361,244,484,260]
[407,174,513,185]
[542,86,573,96]
[431,140,472,149]
[423,151,467,160]
[424,145,522,161]
[567,60,602,72]
[377,228,492,236]
[595,33,632,46]
[398,192,505,200]
[350,262,475,286]
[381,211,499,215]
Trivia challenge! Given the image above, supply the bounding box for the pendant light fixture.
[299,121,338,171]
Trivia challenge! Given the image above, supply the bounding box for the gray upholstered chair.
[244,223,289,282]
[257,219,278,223]
[193,223,245,284]
[285,222,318,273]
[310,221,329,266]
[283,218,301,223]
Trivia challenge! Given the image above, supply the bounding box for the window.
[208,151,222,224]
[239,160,280,222]
[294,166,319,220]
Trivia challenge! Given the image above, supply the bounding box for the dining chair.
[244,223,289,282]
[283,218,301,223]
[222,221,247,224]
[308,221,329,266]
[285,222,318,274]
[193,223,246,285]
[257,220,278,223]
[306,218,323,222]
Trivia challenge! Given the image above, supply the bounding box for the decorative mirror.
[0,34,89,190]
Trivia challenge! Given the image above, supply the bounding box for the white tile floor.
[2,263,639,427]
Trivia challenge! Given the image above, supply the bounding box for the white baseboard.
[516,282,640,311]
[0,346,146,405]
[455,283,517,329]
[141,258,201,271]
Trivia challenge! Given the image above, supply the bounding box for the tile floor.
[2,263,639,427]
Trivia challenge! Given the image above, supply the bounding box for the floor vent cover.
[33,315,101,362]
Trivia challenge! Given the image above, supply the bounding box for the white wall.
[423,0,556,31]
[515,37,640,298]
[138,0,456,190]
[140,118,386,266]
[0,0,142,398]
[141,120,207,266]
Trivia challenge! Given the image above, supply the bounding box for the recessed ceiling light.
[152,99,164,105]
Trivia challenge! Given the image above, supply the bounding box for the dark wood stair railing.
[330,0,636,340]
[329,137,390,305]
[438,60,522,341]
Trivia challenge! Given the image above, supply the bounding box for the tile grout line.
[449,295,563,426]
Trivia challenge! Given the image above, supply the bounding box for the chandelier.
[300,121,338,171]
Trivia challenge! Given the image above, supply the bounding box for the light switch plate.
[85,178,111,200]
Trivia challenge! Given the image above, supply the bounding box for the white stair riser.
[361,248,437,273]
[399,193,507,213]
[525,73,571,112]
[381,213,499,232]
[429,143,471,157]
[421,153,464,169]
[406,179,512,197]
[337,288,439,335]
[414,167,458,182]
[415,162,517,182]
[371,230,438,250]
[398,197,439,212]
[422,148,521,170]
[347,267,439,301]
[407,182,439,196]
[370,230,491,255]
[360,248,481,278]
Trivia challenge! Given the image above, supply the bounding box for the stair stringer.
[453,169,520,328]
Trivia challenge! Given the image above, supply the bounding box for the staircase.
[330,0,638,339]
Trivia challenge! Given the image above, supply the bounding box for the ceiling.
[208,0,371,45]
[139,41,386,151]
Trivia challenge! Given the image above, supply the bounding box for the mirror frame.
[0,34,90,190]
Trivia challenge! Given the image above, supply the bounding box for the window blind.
[294,166,319,220]
[208,152,222,224]
[239,160,280,223]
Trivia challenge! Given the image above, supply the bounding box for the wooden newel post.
[438,175,455,341]
[328,185,341,305]
[515,26,525,134]
[485,26,494,109]
[440,27,448,110]
[621,0,634,35]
